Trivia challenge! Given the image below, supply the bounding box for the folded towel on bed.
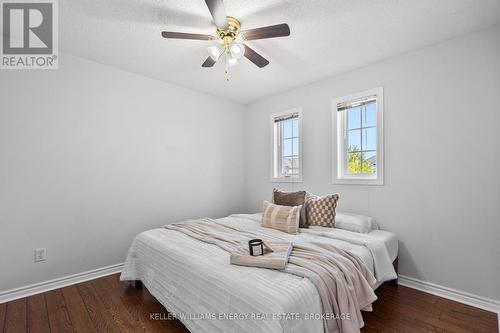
[230,241,292,270]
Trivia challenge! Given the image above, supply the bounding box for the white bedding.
[120,213,398,333]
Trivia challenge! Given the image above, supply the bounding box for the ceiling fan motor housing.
[217,16,241,48]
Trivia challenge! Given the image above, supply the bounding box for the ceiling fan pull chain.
[224,51,231,81]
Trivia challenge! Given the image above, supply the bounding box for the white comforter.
[120,214,397,333]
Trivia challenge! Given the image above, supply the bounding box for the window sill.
[332,177,384,186]
[270,177,303,183]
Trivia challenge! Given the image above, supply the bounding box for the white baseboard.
[399,274,500,314]
[0,263,123,304]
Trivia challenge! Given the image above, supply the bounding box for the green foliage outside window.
[348,146,374,174]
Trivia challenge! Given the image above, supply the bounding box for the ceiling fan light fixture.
[226,54,239,67]
[207,44,224,61]
[229,42,245,59]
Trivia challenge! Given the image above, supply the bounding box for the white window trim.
[332,87,384,185]
[270,108,303,183]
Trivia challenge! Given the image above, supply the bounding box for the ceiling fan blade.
[161,31,215,40]
[202,57,217,68]
[243,45,269,68]
[204,0,229,29]
[241,23,290,41]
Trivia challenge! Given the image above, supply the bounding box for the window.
[333,88,384,185]
[271,109,302,182]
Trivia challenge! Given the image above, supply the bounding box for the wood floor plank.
[367,297,442,331]
[45,289,75,333]
[104,274,186,333]
[61,285,95,333]
[27,293,50,333]
[363,311,437,333]
[100,275,171,333]
[437,298,498,333]
[89,277,149,333]
[0,302,6,332]
[4,298,27,333]
[362,284,499,333]
[76,281,118,333]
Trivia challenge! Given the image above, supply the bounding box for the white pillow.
[335,212,378,233]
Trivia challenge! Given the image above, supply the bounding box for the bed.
[120,213,398,333]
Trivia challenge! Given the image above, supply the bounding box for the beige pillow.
[272,188,308,228]
[262,201,301,234]
[305,193,340,227]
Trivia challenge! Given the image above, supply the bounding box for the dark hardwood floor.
[0,274,497,333]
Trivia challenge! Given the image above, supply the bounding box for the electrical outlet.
[34,248,46,262]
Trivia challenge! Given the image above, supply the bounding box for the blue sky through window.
[283,120,292,138]
[347,102,376,152]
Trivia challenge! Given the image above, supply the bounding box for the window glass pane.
[283,138,292,156]
[292,138,299,156]
[363,127,377,151]
[347,129,361,152]
[282,157,293,175]
[347,152,363,174]
[362,103,376,127]
[362,151,377,174]
[347,107,361,130]
[292,119,299,137]
[292,157,299,169]
[283,120,293,138]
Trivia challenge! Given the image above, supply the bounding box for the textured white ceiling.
[61,0,500,103]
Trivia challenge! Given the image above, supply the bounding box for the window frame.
[332,87,384,185]
[270,108,303,183]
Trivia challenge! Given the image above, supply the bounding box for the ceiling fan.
[161,0,290,72]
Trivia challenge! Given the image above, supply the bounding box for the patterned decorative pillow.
[262,201,301,234]
[305,193,340,227]
[272,188,308,228]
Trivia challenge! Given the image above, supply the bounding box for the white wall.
[0,54,246,292]
[244,25,500,301]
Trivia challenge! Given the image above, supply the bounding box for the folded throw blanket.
[230,241,292,270]
[165,218,377,333]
